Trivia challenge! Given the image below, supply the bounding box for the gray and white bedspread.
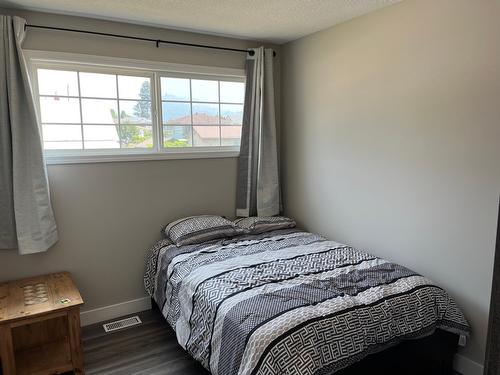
[144,229,469,375]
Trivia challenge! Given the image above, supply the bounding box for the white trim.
[25,50,245,78]
[45,150,239,164]
[80,296,152,326]
[454,354,484,375]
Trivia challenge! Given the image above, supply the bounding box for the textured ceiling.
[0,0,402,44]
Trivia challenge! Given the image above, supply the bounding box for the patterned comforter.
[144,229,469,375]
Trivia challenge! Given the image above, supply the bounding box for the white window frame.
[26,50,245,164]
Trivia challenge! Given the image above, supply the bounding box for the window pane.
[118,76,150,100]
[42,124,82,142]
[161,77,190,101]
[220,81,245,103]
[163,126,192,147]
[193,126,220,146]
[83,125,119,141]
[44,141,82,150]
[120,125,153,148]
[84,140,120,149]
[221,126,242,146]
[119,100,152,124]
[83,125,120,149]
[40,97,80,123]
[220,104,243,125]
[192,103,219,124]
[79,72,117,98]
[38,69,79,97]
[81,99,118,124]
[162,102,191,124]
[191,79,218,102]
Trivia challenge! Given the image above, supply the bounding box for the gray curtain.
[485,201,500,375]
[236,47,280,217]
[0,15,58,254]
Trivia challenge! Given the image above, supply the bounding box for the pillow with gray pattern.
[234,216,296,234]
[164,215,243,246]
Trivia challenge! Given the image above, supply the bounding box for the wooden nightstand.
[0,272,84,375]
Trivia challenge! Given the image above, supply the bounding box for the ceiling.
[0,0,402,44]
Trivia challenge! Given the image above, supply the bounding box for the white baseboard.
[454,354,484,375]
[80,296,152,326]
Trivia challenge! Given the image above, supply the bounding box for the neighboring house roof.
[194,125,241,140]
[167,113,242,140]
[169,113,240,126]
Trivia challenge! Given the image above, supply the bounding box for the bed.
[144,227,469,375]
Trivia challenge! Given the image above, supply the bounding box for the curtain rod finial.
[247,50,276,57]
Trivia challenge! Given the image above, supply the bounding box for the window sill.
[44,150,240,165]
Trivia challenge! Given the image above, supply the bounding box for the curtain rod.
[25,24,277,57]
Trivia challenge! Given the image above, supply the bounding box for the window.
[29,52,245,163]
[160,76,244,148]
[38,69,154,150]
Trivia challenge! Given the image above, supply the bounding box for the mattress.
[144,229,469,375]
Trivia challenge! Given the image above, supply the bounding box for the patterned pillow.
[164,215,243,246]
[234,216,296,234]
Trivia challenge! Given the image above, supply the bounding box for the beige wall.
[281,0,500,366]
[0,9,279,311]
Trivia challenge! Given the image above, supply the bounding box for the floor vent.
[103,315,142,333]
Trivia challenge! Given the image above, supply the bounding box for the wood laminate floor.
[82,308,463,375]
[83,308,209,374]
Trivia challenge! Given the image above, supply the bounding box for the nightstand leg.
[0,324,16,375]
[68,308,85,374]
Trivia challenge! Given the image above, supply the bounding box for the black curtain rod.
[25,24,276,57]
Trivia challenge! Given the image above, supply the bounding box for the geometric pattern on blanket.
[144,229,470,375]
[214,263,417,374]
[144,237,172,296]
[188,246,375,368]
[251,284,462,375]
[164,231,324,327]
